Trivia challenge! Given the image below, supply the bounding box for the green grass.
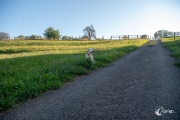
[0,39,148,112]
[161,37,180,66]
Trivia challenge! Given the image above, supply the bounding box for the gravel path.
[1,40,180,120]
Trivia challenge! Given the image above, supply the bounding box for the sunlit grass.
[0,39,148,112]
[0,40,146,59]
[161,37,180,66]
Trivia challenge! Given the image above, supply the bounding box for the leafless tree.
[0,32,10,40]
[83,25,96,40]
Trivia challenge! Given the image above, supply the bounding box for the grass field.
[0,39,148,112]
[161,37,180,66]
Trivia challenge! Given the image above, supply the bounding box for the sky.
[0,0,180,39]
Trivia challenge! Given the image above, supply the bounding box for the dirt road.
[1,40,180,120]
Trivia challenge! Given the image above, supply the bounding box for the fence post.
[174,32,175,41]
[111,36,112,40]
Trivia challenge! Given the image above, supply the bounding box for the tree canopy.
[62,36,72,40]
[43,27,60,39]
[140,34,148,39]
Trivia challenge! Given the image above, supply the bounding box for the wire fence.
[164,32,180,41]
[109,35,150,40]
[0,35,156,41]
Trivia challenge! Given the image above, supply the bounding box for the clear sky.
[0,0,180,39]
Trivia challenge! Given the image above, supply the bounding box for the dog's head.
[87,48,93,54]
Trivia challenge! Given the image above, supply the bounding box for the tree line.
[13,27,60,40]
[0,24,97,40]
[154,30,180,38]
[4,25,168,40]
[16,35,42,40]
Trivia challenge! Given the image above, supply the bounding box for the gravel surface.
[1,40,180,120]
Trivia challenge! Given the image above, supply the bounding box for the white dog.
[85,48,95,62]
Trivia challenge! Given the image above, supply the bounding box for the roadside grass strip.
[161,37,180,66]
[0,39,148,112]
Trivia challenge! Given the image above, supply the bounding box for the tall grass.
[161,37,180,66]
[0,39,148,112]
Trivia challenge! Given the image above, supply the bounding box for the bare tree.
[0,32,10,40]
[83,24,96,40]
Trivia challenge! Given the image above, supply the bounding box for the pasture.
[0,39,148,112]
